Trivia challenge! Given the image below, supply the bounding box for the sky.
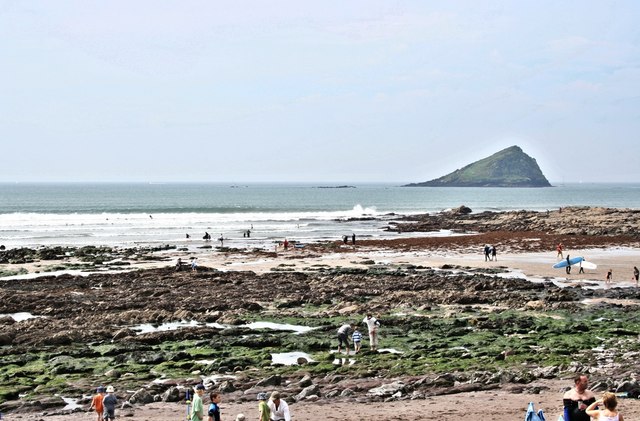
[1,1,639,183]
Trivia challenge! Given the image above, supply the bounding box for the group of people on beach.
[483,244,497,261]
[557,243,639,286]
[88,385,117,421]
[336,313,381,355]
[189,384,290,421]
[562,374,625,421]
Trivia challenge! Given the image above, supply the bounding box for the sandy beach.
[2,226,640,421]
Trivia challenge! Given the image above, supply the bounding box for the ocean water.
[0,182,638,249]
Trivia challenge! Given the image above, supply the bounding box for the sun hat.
[257,392,268,401]
[106,386,115,393]
[270,391,280,400]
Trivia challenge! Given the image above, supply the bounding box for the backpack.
[525,402,546,421]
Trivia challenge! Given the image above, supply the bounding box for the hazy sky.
[2,1,639,183]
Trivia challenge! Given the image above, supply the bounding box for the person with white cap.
[102,386,117,421]
[257,392,270,421]
[267,391,290,421]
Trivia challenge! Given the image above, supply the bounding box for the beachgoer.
[336,323,354,355]
[191,258,198,272]
[352,326,362,353]
[257,392,270,421]
[491,245,497,261]
[352,233,356,245]
[563,374,596,421]
[186,233,190,239]
[586,391,625,421]
[204,232,210,241]
[633,266,639,286]
[267,391,291,421]
[103,386,117,421]
[557,243,564,259]
[190,384,206,421]
[342,235,348,244]
[89,386,105,421]
[176,258,182,271]
[566,255,572,274]
[246,229,250,238]
[283,238,289,250]
[606,269,613,285]
[484,245,490,262]
[207,392,221,421]
[579,260,584,274]
[363,314,381,351]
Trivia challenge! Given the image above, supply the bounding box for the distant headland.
[403,145,551,188]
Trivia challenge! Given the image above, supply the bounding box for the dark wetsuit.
[563,397,596,421]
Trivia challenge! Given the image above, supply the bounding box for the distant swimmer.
[149,215,153,219]
[186,233,190,239]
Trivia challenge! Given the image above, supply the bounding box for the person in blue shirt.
[352,327,362,353]
[207,392,221,421]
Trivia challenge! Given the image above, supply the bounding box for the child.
[585,391,624,421]
[257,392,270,421]
[89,386,105,421]
[102,386,117,421]
[352,327,362,353]
[207,392,221,421]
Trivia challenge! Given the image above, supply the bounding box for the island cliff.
[404,145,551,187]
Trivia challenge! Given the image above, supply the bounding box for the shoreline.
[2,210,640,420]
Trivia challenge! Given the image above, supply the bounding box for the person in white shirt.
[363,314,381,351]
[267,391,290,421]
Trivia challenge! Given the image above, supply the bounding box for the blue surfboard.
[553,256,584,269]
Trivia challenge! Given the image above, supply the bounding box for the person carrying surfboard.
[566,255,572,274]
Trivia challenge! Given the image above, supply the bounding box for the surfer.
[566,255,572,274]
[634,266,639,286]
[578,260,584,274]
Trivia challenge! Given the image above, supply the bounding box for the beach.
[3,220,640,420]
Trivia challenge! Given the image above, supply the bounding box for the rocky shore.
[1,206,640,419]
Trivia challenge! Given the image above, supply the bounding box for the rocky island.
[404,145,552,187]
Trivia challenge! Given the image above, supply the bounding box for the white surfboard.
[579,260,597,270]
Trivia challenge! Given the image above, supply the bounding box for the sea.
[1,182,639,250]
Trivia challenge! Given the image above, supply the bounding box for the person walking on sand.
[257,392,270,421]
[190,384,206,421]
[207,392,221,421]
[563,374,596,421]
[267,391,291,421]
[579,259,584,274]
[557,243,564,259]
[484,245,490,261]
[102,386,117,421]
[363,314,381,351]
[336,323,354,355]
[191,258,198,272]
[352,233,356,245]
[89,386,105,421]
[586,392,625,421]
[491,245,497,262]
[633,266,639,286]
[283,238,289,250]
[566,254,572,275]
[606,269,613,285]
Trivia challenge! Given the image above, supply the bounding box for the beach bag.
[525,402,546,421]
